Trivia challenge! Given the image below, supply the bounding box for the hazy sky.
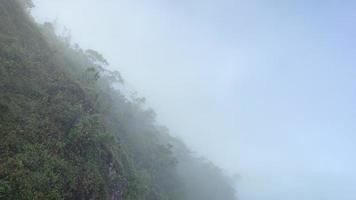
[32,0,356,199]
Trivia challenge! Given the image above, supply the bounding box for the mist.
[31,0,356,199]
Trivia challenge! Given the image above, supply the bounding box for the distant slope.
[0,1,236,199]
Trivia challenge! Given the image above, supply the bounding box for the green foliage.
[0,1,236,200]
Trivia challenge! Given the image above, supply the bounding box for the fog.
[32,0,356,199]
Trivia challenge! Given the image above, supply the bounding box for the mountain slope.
[0,1,236,199]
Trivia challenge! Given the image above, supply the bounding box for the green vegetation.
[0,0,236,199]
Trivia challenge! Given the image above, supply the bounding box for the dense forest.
[0,0,236,199]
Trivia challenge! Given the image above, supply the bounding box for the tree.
[18,0,34,9]
[86,49,109,66]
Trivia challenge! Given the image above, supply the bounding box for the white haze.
[32,0,356,199]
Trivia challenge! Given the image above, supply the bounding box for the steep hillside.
[0,1,236,199]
